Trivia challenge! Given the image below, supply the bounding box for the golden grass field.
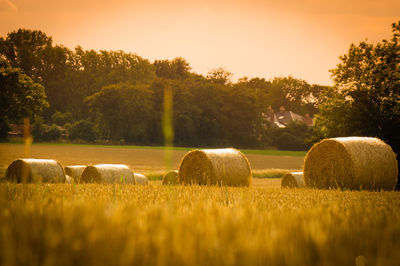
[0,143,304,173]
[1,143,400,265]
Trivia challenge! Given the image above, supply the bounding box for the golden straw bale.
[178,148,252,186]
[5,159,66,183]
[65,175,73,184]
[281,172,304,188]
[80,164,135,184]
[134,173,149,185]
[64,165,86,183]
[304,137,398,190]
[162,170,179,185]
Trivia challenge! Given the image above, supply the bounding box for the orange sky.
[0,0,399,85]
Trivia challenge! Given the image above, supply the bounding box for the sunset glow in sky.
[1,0,399,85]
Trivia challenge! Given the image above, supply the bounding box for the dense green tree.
[0,59,48,139]
[69,120,97,142]
[221,82,267,147]
[265,76,322,115]
[275,122,313,151]
[32,117,63,141]
[189,80,229,147]
[0,29,53,81]
[0,29,79,118]
[314,21,400,186]
[154,57,191,80]
[86,83,154,143]
[206,67,233,85]
[51,111,73,126]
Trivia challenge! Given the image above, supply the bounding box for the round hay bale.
[178,148,252,186]
[5,159,66,183]
[65,175,73,184]
[134,173,149,185]
[281,172,304,188]
[80,164,135,184]
[64,165,86,183]
[304,137,398,190]
[162,170,179,185]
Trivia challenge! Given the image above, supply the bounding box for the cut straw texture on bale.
[162,170,179,185]
[304,137,398,190]
[65,175,73,184]
[5,159,66,183]
[281,172,304,188]
[64,165,86,183]
[134,173,149,185]
[178,148,252,186]
[80,164,135,184]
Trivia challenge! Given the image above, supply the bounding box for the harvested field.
[0,143,304,174]
[1,143,399,265]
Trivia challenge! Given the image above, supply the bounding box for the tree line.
[1,22,399,154]
[0,28,323,149]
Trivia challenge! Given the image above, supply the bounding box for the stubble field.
[0,143,399,265]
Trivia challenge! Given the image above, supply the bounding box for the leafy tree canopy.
[0,59,49,139]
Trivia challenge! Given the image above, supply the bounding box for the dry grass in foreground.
[1,183,400,266]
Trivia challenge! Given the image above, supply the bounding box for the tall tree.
[265,76,321,115]
[206,67,233,85]
[0,59,48,138]
[154,57,191,80]
[0,29,53,82]
[86,83,154,143]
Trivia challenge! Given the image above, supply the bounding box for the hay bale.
[162,170,179,185]
[134,173,149,185]
[304,137,398,190]
[178,148,252,186]
[281,172,304,188]
[65,165,86,183]
[80,164,135,184]
[5,159,66,183]
[65,175,73,184]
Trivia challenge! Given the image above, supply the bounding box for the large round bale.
[80,164,135,184]
[134,173,149,185]
[6,159,66,183]
[304,137,398,190]
[281,172,304,188]
[178,148,252,186]
[162,170,179,185]
[64,165,86,183]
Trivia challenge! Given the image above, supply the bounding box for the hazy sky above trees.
[0,0,399,85]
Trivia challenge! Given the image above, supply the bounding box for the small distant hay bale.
[304,137,398,190]
[134,173,149,185]
[178,148,252,186]
[162,170,179,185]
[281,172,304,188]
[80,164,135,184]
[5,159,66,183]
[65,165,86,183]
[65,175,73,184]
